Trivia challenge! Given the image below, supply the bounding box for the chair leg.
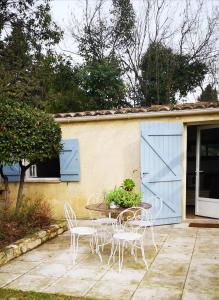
[133,241,138,262]
[118,240,125,272]
[150,226,158,252]
[108,239,115,265]
[95,234,103,263]
[112,240,118,263]
[73,235,80,264]
[70,233,73,261]
[71,234,76,264]
[118,240,121,272]
[89,235,95,253]
[140,239,148,270]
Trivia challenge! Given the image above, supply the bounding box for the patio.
[0,221,218,300]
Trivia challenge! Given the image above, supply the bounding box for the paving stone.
[86,280,138,300]
[155,251,192,263]
[142,270,186,290]
[189,263,219,278]
[132,286,182,300]
[164,236,196,246]
[185,271,219,294]
[182,290,219,300]
[0,260,40,274]
[101,267,146,284]
[151,257,189,277]
[28,262,72,278]
[194,244,219,254]
[44,277,96,297]
[5,274,56,292]
[191,252,219,264]
[47,251,88,265]
[15,249,54,262]
[0,273,21,288]
[197,229,219,237]
[64,264,108,281]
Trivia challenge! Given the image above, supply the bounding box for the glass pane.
[199,127,219,199]
[36,157,60,178]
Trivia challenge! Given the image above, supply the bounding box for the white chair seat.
[113,232,142,241]
[94,217,117,225]
[70,226,97,236]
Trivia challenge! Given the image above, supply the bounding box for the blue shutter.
[141,121,183,225]
[60,139,80,182]
[3,163,20,182]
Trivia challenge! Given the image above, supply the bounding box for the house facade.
[4,102,219,223]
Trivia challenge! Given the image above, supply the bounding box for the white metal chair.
[128,196,163,252]
[87,193,117,255]
[87,193,117,225]
[108,207,149,272]
[64,202,101,264]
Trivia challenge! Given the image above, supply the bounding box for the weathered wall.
[7,112,219,220]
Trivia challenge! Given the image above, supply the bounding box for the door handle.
[142,172,149,176]
[195,170,204,173]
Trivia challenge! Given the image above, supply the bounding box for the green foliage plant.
[122,178,135,191]
[0,100,62,210]
[105,179,141,208]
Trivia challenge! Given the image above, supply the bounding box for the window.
[27,157,60,179]
[3,139,80,182]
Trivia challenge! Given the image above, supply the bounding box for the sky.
[49,0,219,102]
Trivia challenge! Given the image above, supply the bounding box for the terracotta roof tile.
[54,101,219,119]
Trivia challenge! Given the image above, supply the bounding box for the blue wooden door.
[141,121,183,225]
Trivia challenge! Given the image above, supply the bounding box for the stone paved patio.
[0,221,219,299]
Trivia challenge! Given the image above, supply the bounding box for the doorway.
[186,124,219,219]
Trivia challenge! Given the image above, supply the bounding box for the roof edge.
[55,107,219,123]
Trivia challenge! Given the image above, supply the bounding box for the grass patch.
[0,289,96,300]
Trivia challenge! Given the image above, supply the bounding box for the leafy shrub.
[122,178,135,191]
[0,196,53,248]
[15,196,53,229]
[105,179,142,208]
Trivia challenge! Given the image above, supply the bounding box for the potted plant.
[105,178,142,208]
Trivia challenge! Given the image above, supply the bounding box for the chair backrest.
[64,202,77,229]
[146,196,163,223]
[115,207,149,233]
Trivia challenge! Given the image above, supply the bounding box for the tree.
[44,58,92,113]
[76,58,127,110]
[140,42,208,105]
[198,84,218,102]
[0,0,62,109]
[0,100,62,210]
[73,0,135,62]
[68,0,135,109]
[69,0,219,106]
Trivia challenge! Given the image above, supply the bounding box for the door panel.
[195,125,219,218]
[141,121,183,225]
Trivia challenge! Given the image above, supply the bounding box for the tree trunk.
[0,164,10,206]
[16,164,26,211]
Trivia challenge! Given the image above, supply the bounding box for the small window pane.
[36,157,60,178]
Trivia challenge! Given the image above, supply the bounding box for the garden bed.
[0,221,67,267]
